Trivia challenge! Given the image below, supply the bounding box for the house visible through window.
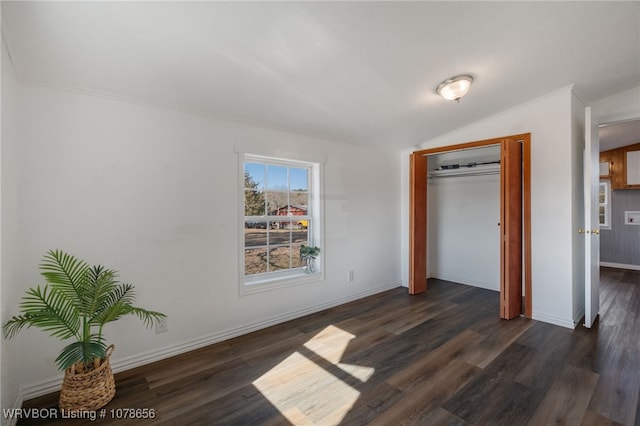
[242,154,322,292]
[599,180,611,230]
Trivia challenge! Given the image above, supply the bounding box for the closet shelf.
[428,162,500,179]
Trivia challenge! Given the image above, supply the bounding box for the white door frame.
[584,89,640,328]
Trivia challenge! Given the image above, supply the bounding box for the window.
[241,154,322,293]
[599,180,611,230]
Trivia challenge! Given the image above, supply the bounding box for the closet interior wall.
[427,146,502,291]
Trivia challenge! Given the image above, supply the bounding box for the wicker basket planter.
[59,345,116,411]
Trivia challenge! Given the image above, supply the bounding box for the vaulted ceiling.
[600,119,640,152]
[2,1,639,149]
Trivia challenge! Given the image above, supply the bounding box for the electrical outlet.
[156,317,168,334]
[348,270,354,282]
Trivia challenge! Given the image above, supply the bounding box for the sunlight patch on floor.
[253,325,374,424]
[336,362,375,382]
[303,324,353,364]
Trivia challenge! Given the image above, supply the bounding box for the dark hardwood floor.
[19,267,640,425]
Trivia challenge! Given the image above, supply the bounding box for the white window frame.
[599,180,611,230]
[239,153,324,295]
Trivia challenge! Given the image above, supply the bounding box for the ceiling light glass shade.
[436,74,473,101]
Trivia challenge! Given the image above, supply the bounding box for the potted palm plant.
[2,249,166,411]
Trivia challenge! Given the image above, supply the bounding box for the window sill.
[241,271,324,296]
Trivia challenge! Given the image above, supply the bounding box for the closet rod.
[428,169,500,179]
[428,160,501,179]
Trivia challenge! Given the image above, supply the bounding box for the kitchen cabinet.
[600,142,640,190]
[625,148,640,187]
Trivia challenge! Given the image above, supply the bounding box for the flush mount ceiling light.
[436,74,474,102]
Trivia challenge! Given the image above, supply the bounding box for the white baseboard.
[429,272,500,292]
[19,376,63,404]
[531,311,576,329]
[600,262,640,271]
[19,281,402,402]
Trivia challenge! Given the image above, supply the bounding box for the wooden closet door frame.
[501,138,523,319]
[408,134,532,319]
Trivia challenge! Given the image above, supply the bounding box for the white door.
[584,106,600,328]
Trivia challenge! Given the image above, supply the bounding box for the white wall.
[402,86,578,328]
[427,148,501,290]
[2,78,401,403]
[1,37,24,420]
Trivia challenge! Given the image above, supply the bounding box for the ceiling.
[2,1,639,150]
[600,119,640,152]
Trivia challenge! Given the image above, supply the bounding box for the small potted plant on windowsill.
[2,249,166,412]
[300,245,320,274]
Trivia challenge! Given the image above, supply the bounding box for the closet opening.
[409,134,532,319]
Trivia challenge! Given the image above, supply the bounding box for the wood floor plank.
[402,407,468,426]
[368,360,480,426]
[514,325,577,392]
[385,329,484,389]
[443,343,544,425]
[587,348,640,426]
[527,364,599,425]
[332,381,404,426]
[380,300,457,335]
[581,410,625,426]
[636,384,640,426]
[157,383,288,426]
[464,317,533,368]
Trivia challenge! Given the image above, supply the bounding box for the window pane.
[269,246,291,271]
[290,168,309,211]
[272,219,305,231]
[245,224,268,247]
[245,189,265,216]
[245,248,267,275]
[282,220,295,230]
[266,190,288,215]
[269,227,292,246]
[245,163,266,216]
[245,163,265,190]
[267,165,288,190]
[599,215,606,225]
[292,226,309,243]
[290,168,308,191]
[291,191,308,211]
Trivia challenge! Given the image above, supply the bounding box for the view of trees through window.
[244,161,311,276]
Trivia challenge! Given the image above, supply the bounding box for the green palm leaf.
[40,249,90,301]
[84,265,119,317]
[128,307,166,328]
[91,283,165,329]
[90,283,137,325]
[3,286,80,340]
[56,339,107,371]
